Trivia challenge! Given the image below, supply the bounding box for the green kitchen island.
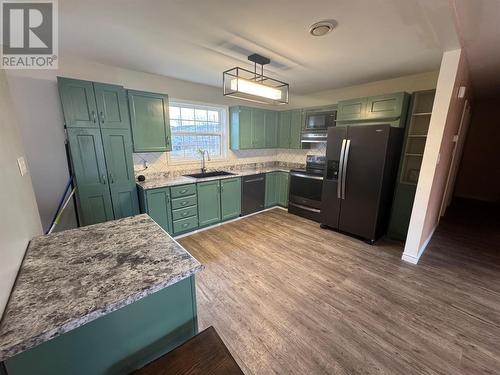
[0,214,204,375]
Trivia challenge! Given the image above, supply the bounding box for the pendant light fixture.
[223,54,289,105]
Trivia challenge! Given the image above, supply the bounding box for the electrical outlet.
[17,156,28,176]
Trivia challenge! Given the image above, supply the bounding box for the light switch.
[17,156,28,176]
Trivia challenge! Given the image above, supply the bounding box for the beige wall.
[0,70,42,318]
[403,49,471,264]
[454,97,500,202]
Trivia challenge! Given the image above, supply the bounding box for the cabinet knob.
[99,111,105,123]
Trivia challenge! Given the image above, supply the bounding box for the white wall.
[402,49,471,264]
[0,70,42,318]
[6,54,439,232]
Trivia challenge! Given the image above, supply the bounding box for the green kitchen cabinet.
[93,83,131,129]
[229,106,253,150]
[337,92,410,127]
[289,109,303,149]
[265,172,279,208]
[366,92,407,120]
[66,128,115,225]
[388,90,435,240]
[142,187,173,234]
[278,110,291,148]
[277,172,290,207]
[337,97,368,122]
[128,90,171,152]
[57,78,99,129]
[197,180,221,227]
[251,109,266,148]
[265,110,278,148]
[100,128,139,219]
[221,177,241,221]
[58,77,138,226]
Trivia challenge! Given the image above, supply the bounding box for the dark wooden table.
[132,326,244,375]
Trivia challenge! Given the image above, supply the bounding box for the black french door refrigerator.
[321,124,403,243]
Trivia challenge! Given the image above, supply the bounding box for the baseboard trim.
[174,206,287,239]
[401,225,437,265]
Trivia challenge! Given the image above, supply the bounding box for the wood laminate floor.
[179,203,500,374]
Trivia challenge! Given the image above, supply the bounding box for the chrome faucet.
[199,148,211,174]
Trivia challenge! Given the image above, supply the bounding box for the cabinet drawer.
[171,195,197,210]
[172,205,198,221]
[173,216,198,235]
[171,184,196,198]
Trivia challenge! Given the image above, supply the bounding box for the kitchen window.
[169,101,226,161]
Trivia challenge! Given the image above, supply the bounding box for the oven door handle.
[290,172,323,180]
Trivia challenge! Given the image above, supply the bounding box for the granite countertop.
[137,167,292,190]
[0,214,204,362]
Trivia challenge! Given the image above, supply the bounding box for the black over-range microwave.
[301,108,337,143]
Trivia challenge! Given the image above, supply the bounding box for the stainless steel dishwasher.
[241,174,266,216]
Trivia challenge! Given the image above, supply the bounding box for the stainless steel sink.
[184,171,236,179]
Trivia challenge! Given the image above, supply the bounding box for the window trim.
[167,99,228,165]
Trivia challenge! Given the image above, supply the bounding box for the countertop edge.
[0,263,204,362]
[137,168,291,190]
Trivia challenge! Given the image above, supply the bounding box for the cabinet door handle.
[92,111,97,123]
[99,111,105,123]
[166,136,170,147]
[109,173,114,184]
[101,174,107,184]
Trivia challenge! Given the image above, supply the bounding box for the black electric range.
[288,155,325,222]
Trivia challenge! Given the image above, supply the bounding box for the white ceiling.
[59,0,459,94]
[452,0,500,97]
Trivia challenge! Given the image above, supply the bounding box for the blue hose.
[45,175,74,234]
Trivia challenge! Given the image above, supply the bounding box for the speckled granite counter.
[0,214,203,362]
[137,168,291,190]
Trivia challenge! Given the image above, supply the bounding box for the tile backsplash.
[133,143,326,178]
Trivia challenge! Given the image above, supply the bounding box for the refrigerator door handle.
[337,139,347,199]
[342,139,351,199]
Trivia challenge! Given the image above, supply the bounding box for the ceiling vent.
[309,20,337,37]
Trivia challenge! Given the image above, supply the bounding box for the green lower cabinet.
[388,183,416,240]
[172,216,199,234]
[142,187,173,234]
[197,180,221,227]
[265,172,279,207]
[4,276,198,375]
[277,172,290,207]
[221,177,241,221]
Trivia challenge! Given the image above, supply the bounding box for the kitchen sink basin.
[184,171,236,179]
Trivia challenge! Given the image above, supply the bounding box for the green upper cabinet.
[93,83,130,129]
[100,128,139,219]
[264,110,278,148]
[289,110,303,149]
[221,177,241,221]
[197,180,221,227]
[66,128,114,225]
[278,110,291,148]
[144,187,173,234]
[251,109,266,149]
[127,90,171,152]
[337,97,368,122]
[365,92,407,120]
[57,77,99,128]
[265,172,279,208]
[230,106,252,150]
[337,92,410,127]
